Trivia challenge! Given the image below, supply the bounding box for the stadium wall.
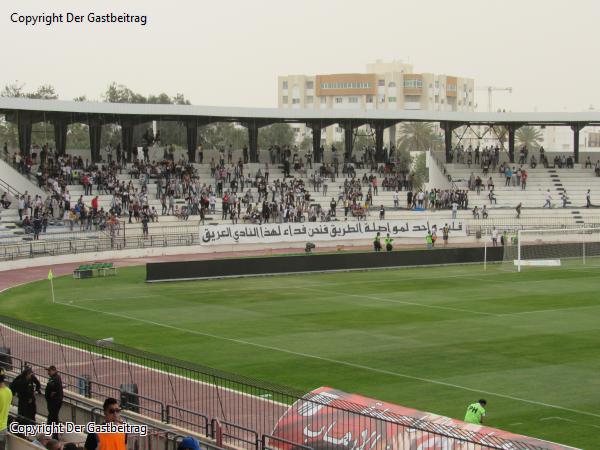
[146,246,504,281]
[0,237,480,271]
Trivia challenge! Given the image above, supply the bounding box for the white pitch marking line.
[298,286,501,317]
[55,299,600,420]
[539,416,600,429]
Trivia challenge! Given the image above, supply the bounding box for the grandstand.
[1,144,600,261]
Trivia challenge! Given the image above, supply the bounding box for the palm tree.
[516,126,543,149]
[397,122,441,152]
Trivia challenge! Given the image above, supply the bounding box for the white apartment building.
[277,60,475,146]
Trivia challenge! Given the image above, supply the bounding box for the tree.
[516,126,543,149]
[199,122,248,150]
[299,135,312,151]
[397,122,441,152]
[258,123,294,148]
[413,152,428,188]
[0,83,59,149]
[394,147,413,172]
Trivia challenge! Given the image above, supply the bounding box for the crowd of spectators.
[0,141,477,241]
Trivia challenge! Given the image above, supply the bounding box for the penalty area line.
[55,299,600,420]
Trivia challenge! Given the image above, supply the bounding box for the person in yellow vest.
[0,369,13,450]
[384,234,393,252]
[84,398,127,450]
[425,232,433,249]
[464,399,487,425]
[373,232,382,252]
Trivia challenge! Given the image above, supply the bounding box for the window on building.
[388,81,396,87]
[378,79,385,87]
[366,95,373,103]
[349,97,359,103]
[336,127,342,133]
[388,97,397,102]
[335,97,343,103]
[320,96,326,104]
[282,96,288,103]
[379,95,386,103]
[306,96,314,103]
[435,80,439,88]
[306,81,314,89]
[292,98,300,104]
[404,79,423,88]
[282,81,288,90]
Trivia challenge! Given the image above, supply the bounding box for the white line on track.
[55,299,600,420]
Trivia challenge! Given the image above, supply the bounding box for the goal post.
[514,227,600,271]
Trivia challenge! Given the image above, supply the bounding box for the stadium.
[0,94,599,450]
[1,3,600,448]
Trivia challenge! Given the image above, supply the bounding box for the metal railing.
[0,177,22,198]
[0,317,557,450]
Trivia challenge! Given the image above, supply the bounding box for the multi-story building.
[277,60,475,147]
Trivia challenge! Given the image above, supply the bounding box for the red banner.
[270,387,578,450]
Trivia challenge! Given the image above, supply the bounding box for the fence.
[0,316,557,450]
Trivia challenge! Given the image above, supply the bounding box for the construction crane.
[476,86,512,112]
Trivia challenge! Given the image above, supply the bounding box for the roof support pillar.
[343,121,355,160]
[508,125,516,163]
[120,122,134,163]
[247,121,259,163]
[375,123,385,163]
[571,123,585,164]
[186,120,198,163]
[310,123,322,163]
[442,122,459,163]
[52,119,68,156]
[88,119,102,163]
[17,112,32,156]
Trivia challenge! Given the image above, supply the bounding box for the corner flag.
[48,269,55,303]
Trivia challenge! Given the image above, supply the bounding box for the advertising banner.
[270,387,578,450]
[200,220,465,245]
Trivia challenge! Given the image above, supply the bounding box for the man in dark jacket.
[45,366,63,438]
[9,367,41,423]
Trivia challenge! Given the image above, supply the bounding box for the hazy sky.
[2,0,599,112]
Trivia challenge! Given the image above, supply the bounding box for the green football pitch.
[2,262,600,448]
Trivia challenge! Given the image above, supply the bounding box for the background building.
[277,60,475,147]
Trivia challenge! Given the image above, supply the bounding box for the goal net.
[510,227,600,271]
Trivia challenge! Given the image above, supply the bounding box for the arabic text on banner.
[200,220,465,245]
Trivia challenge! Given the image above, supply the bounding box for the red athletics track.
[0,245,372,445]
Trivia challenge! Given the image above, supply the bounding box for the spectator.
[373,232,381,252]
[45,366,63,439]
[177,437,202,450]
[84,398,126,450]
[0,369,12,450]
[10,367,41,424]
[586,189,591,208]
[31,433,51,449]
[543,190,552,208]
[45,439,62,450]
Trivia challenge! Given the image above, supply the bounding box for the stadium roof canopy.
[1,97,597,163]
[1,96,600,126]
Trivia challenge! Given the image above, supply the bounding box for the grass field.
[1,262,600,448]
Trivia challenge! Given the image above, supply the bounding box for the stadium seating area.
[1,148,600,246]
